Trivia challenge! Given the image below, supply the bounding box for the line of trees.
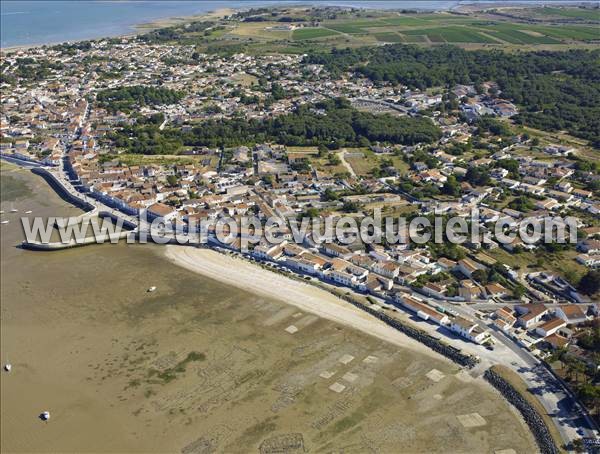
[108,98,441,154]
[95,85,184,113]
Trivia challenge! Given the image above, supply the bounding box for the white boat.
[147,286,157,292]
[40,411,50,421]
[1,220,9,225]
[25,210,32,214]
[0,211,4,214]
[4,364,11,372]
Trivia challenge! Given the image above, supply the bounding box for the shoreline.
[0,7,234,52]
[164,244,444,361]
[2,1,597,51]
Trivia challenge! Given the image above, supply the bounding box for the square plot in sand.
[329,382,346,393]
[457,413,487,428]
[425,368,445,382]
[342,372,358,383]
[319,370,335,379]
[285,325,299,334]
[363,355,379,364]
[338,354,355,365]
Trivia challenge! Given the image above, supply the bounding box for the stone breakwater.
[484,368,559,454]
[339,292,480,369]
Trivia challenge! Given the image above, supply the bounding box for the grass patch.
[401,34,428,43]
[374,32,404,43]
[147,351,205,384]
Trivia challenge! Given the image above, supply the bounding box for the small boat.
[25,210,32,214]
[40,411,51,421]
[0,211,4,214]
[1,220,8,225]
[147,286,157,292]
[4,364,11,372]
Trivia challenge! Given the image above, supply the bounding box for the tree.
[328,153,341,166]
[465,166,491,187]
[471,269,488,285]
[441,175,460,196]
[578,270,600,295]
[166,175,178,186]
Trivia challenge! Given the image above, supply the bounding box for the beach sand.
[164,245,439,359]
[1,166,537,453]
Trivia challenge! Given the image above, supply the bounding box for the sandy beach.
[1,166,537,453]
[164,245,441,360]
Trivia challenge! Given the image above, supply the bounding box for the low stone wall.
[484,368,558,454]
[338,292,480,368]
[30,167,94,212]
[215,248,479,369]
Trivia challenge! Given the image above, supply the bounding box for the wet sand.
[0,165,537,453]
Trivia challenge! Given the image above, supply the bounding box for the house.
[578,239,600,254]
[554,305,588,325]
[535,318,567,338]
[485,282,509,298]
[399,295,449,325]
[147,202,178,221]
[329,269,358,287]
[576,254,600,268]
[495,307,516,327]
[572,189,593,200]
[253,243,284,261]
[286,256,322,275]
[322,243,353,259]
[422,282,448,298]
[371,260,400,279]
[516,304,548,329]
[449,316,488,344]
[459,280,484,301]
[544,333,570,350]
[437,257,457,271]
[457,258,485,279]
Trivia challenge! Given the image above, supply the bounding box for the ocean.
[0,0,455,48]
[3,0,588,48]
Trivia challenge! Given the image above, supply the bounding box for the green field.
[401,34,428,43]
[326,23,366,34]
[402,26,498,43]
[538,7,600,21]
[374,32,404,43]
[292,27,340,40]
[382,16,431,26]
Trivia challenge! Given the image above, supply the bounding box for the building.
[459,280,484,301]
[516,304,548,329]
[399,296,449,326]
[449,316,488,344]
[457,258,485,279]
[554,305,588,325]
[535,317,567,338]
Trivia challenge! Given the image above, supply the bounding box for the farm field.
[293,27,339,40]
[150,7,600,52]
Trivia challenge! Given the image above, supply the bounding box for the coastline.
[3,1,597,51]
[0,7,234,52]
[164,244,443,360]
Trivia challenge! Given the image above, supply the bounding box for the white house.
[449,316,488,344]
[535,317,567,338]
[554,305,588,325]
